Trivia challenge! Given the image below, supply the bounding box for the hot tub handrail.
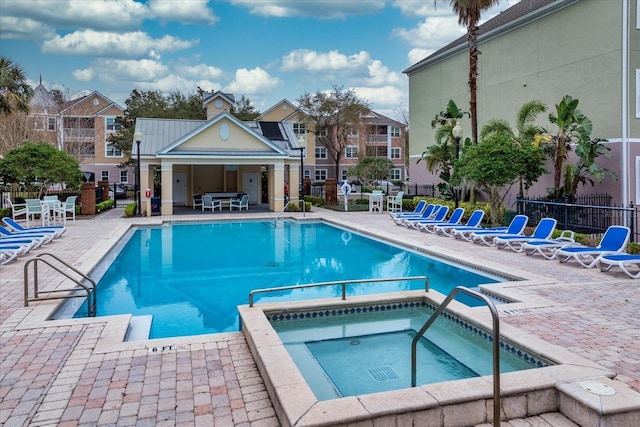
[410,286,500,426]
[249,275,429,307]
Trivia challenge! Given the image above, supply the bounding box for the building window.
[293,122,306,135]
[390,168,401,180]
[106,142,123,157]
[34,116,45,130]
[48,117,56,131]
[346,127,357,136]
[303,170,310,179]
[101,170,109,181]
[391,126,401,137]
[315,146,327,159]
[120,170,128,183]
[341,170,348,181]
[315,169,327,181]
[391,147,401,159]
[365,146,388,157]
[317,126,327,136]
[345,145,358,159]
[106,117,121,132]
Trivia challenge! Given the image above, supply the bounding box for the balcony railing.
[64,128,95,139]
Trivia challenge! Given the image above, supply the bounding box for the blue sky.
[1,0,519,119]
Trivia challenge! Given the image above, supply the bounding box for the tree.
[418,100,469,198]
[109,89,207,162]
[0,142,82,198]
[347,157,394,187]
[0,56,34,116]
[534,95,593,199]
[564,138,617,199]
[231,95,261,121]
[0,113,48,155]
[480,100,547,197]
[297,85,370,179]
[447,0,499,144]
[453,133,545,224]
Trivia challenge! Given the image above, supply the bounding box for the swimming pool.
[271,303,541,400]
[70,220,503,339]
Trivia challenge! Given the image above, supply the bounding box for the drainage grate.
[369,366,399,381]
[265,262,279,267]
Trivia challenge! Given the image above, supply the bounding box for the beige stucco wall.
[407,0,638,205]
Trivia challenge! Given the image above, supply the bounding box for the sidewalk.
[1,207,638,426]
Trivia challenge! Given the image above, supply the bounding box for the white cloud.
[393,16,464,50]
[226,68,280,94]
[281,49,370,73]
[175,64,224,80]
[364,60,403,86]
[0,16,55,40]
[73,59,169,84]
[407,48,434,66]
[148,0,218,25]
[42,30,198,58]
[0,0,146,31]
[229,0,385,19]
[353,85,405,108]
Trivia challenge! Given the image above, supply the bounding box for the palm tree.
[419,100,469,198]
[448,0,499,144]
[0,56,33,116]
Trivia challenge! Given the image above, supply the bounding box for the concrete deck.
[1,206,638,426]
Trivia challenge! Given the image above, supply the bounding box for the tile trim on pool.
[265,299,553,369]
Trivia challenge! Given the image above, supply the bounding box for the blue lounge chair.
[555,226,631,268]
[470,215,529,246]
[453,215,526,242]
[419,208,465,233]
[493,218,557,251]
[389,200,427,218]
[0,237,43,251]
[434,210,485,236]
[0,245,21,265]
[3,217,66,238]
[521,231,577,259]
[596,252,640,279]
[406,206,449,229]
[0,225,55,244]
[394,204,439,226]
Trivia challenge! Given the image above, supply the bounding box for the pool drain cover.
[369,366,399,381]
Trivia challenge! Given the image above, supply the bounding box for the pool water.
[273,306,537,400]
[75,221,500,339]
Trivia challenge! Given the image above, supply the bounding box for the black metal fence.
[516,197,637,242]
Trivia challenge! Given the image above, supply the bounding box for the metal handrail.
[274,200,305,223]
[24,253,97,317]
[249,275,429,307]
[411,286,500,427]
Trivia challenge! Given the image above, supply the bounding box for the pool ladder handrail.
[411,286,500,426]
[274,199,306,224]
[24,253,97,317]
[249,275,429,307]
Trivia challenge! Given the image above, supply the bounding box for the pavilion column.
[160,163,174,215]
[270,162,286,211]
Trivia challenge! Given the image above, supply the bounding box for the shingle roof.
[403,0,566,74]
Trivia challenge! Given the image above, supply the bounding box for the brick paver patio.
[1,206,638,426]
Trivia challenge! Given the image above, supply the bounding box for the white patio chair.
[202,195,222,212]
[230,194,249,211]
[4,197,27,220]
[25,199,50,227]
[53,196,77,225]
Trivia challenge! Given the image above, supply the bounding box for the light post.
[293,136,306,217]
[134,129,142,217]
[452,123,463,209]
